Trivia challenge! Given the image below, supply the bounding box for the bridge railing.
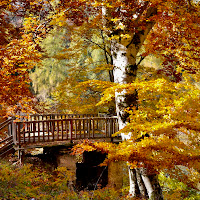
[14,117,119,145]
[0,118,14,137]
[18,114,99,122]
[0,118,15,157]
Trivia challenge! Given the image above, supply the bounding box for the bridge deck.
[0,114,119,155]
[13,116,119,147]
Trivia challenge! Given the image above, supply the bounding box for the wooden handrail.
[18,114,116,122]
[0,135,14,158]
[17,117,117,123]
[0,118,12,131]
[14,116,119,146]
[0,136,13,145]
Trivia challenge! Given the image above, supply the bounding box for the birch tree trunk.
[111,8,163,199]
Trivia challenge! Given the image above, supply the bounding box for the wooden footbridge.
[0,114,119,158]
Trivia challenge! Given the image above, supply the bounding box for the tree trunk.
[111,30,163,200]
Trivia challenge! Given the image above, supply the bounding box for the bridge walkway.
[0,114,119,158]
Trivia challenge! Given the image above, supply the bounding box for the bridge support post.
[18,146,25,164]
[12,120,17,144]
[8,117,13,136]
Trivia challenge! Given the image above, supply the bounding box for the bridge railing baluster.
[104,118,107,137]
[107,118,110,137]
[22,123,25,144]
[52,120,55,141]
[65,120,68,140]
[74,119,77,139]
[79,119,81,138]
[88,119,91,138]
[28,122,30,143]
[57,120,59,140]
[12,121,17,144]
[69,119,73,142]
[82,119,85,138]
[92,119,95,138]
[14,115,119,145]
[38,121,40,142]
[42,121,45,141]
[33,121,36,143]
[110,118,112,137]
[47,121,50,142]
[17,123,21,146]
[61,120,64,140]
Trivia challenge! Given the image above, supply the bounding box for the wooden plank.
[33,121,36,143]
[33,121,36,133]
[42,121,45,141]
[18,123,21,145]
[92,119,95,138]
[0,146,15,158]
[83,119,85,138]
[12,122,17,145]
[115,118,119,133]
[30,120,32,132]
[13,116,118,146]
[8,119,12,136]
[61,120,64,140]
[65,120,68,140]
[88,119,91,138]
[0,122,10,131]
[0,118,11,127]
[69,119,73,141]
[96,118,99,130]
[0,140,13,152]
[18,117,116,124]
[75,119,77,139]
[0,136,13,145]
[52,120,55,141]
[110,118,113,137]
[79,118,81,137]
[47,121,50,142]
[27,122,31,143]
[38,121,40,142]
[57,120,60,140]
[105,119,108,137]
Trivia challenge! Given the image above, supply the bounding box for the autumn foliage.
[0,0,200,199]
[0,1,42,117]
[0,161,127,200]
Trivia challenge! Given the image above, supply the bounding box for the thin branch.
[127,3,157,49]
[100,29,109,64]
[100,29,114,82]
[136,56,146,67]
[83,37,112,58]
[84,37,104,50]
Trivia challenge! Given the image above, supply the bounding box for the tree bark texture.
[111,27,163,200]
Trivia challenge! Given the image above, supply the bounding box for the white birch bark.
[111,29,163,200]
[106,2,163,199]
[112,40,142,197]
[112,42,131,140]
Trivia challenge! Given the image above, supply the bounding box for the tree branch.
[83,37,112,58]
[136,55,146,67]
[100,29,114,82]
